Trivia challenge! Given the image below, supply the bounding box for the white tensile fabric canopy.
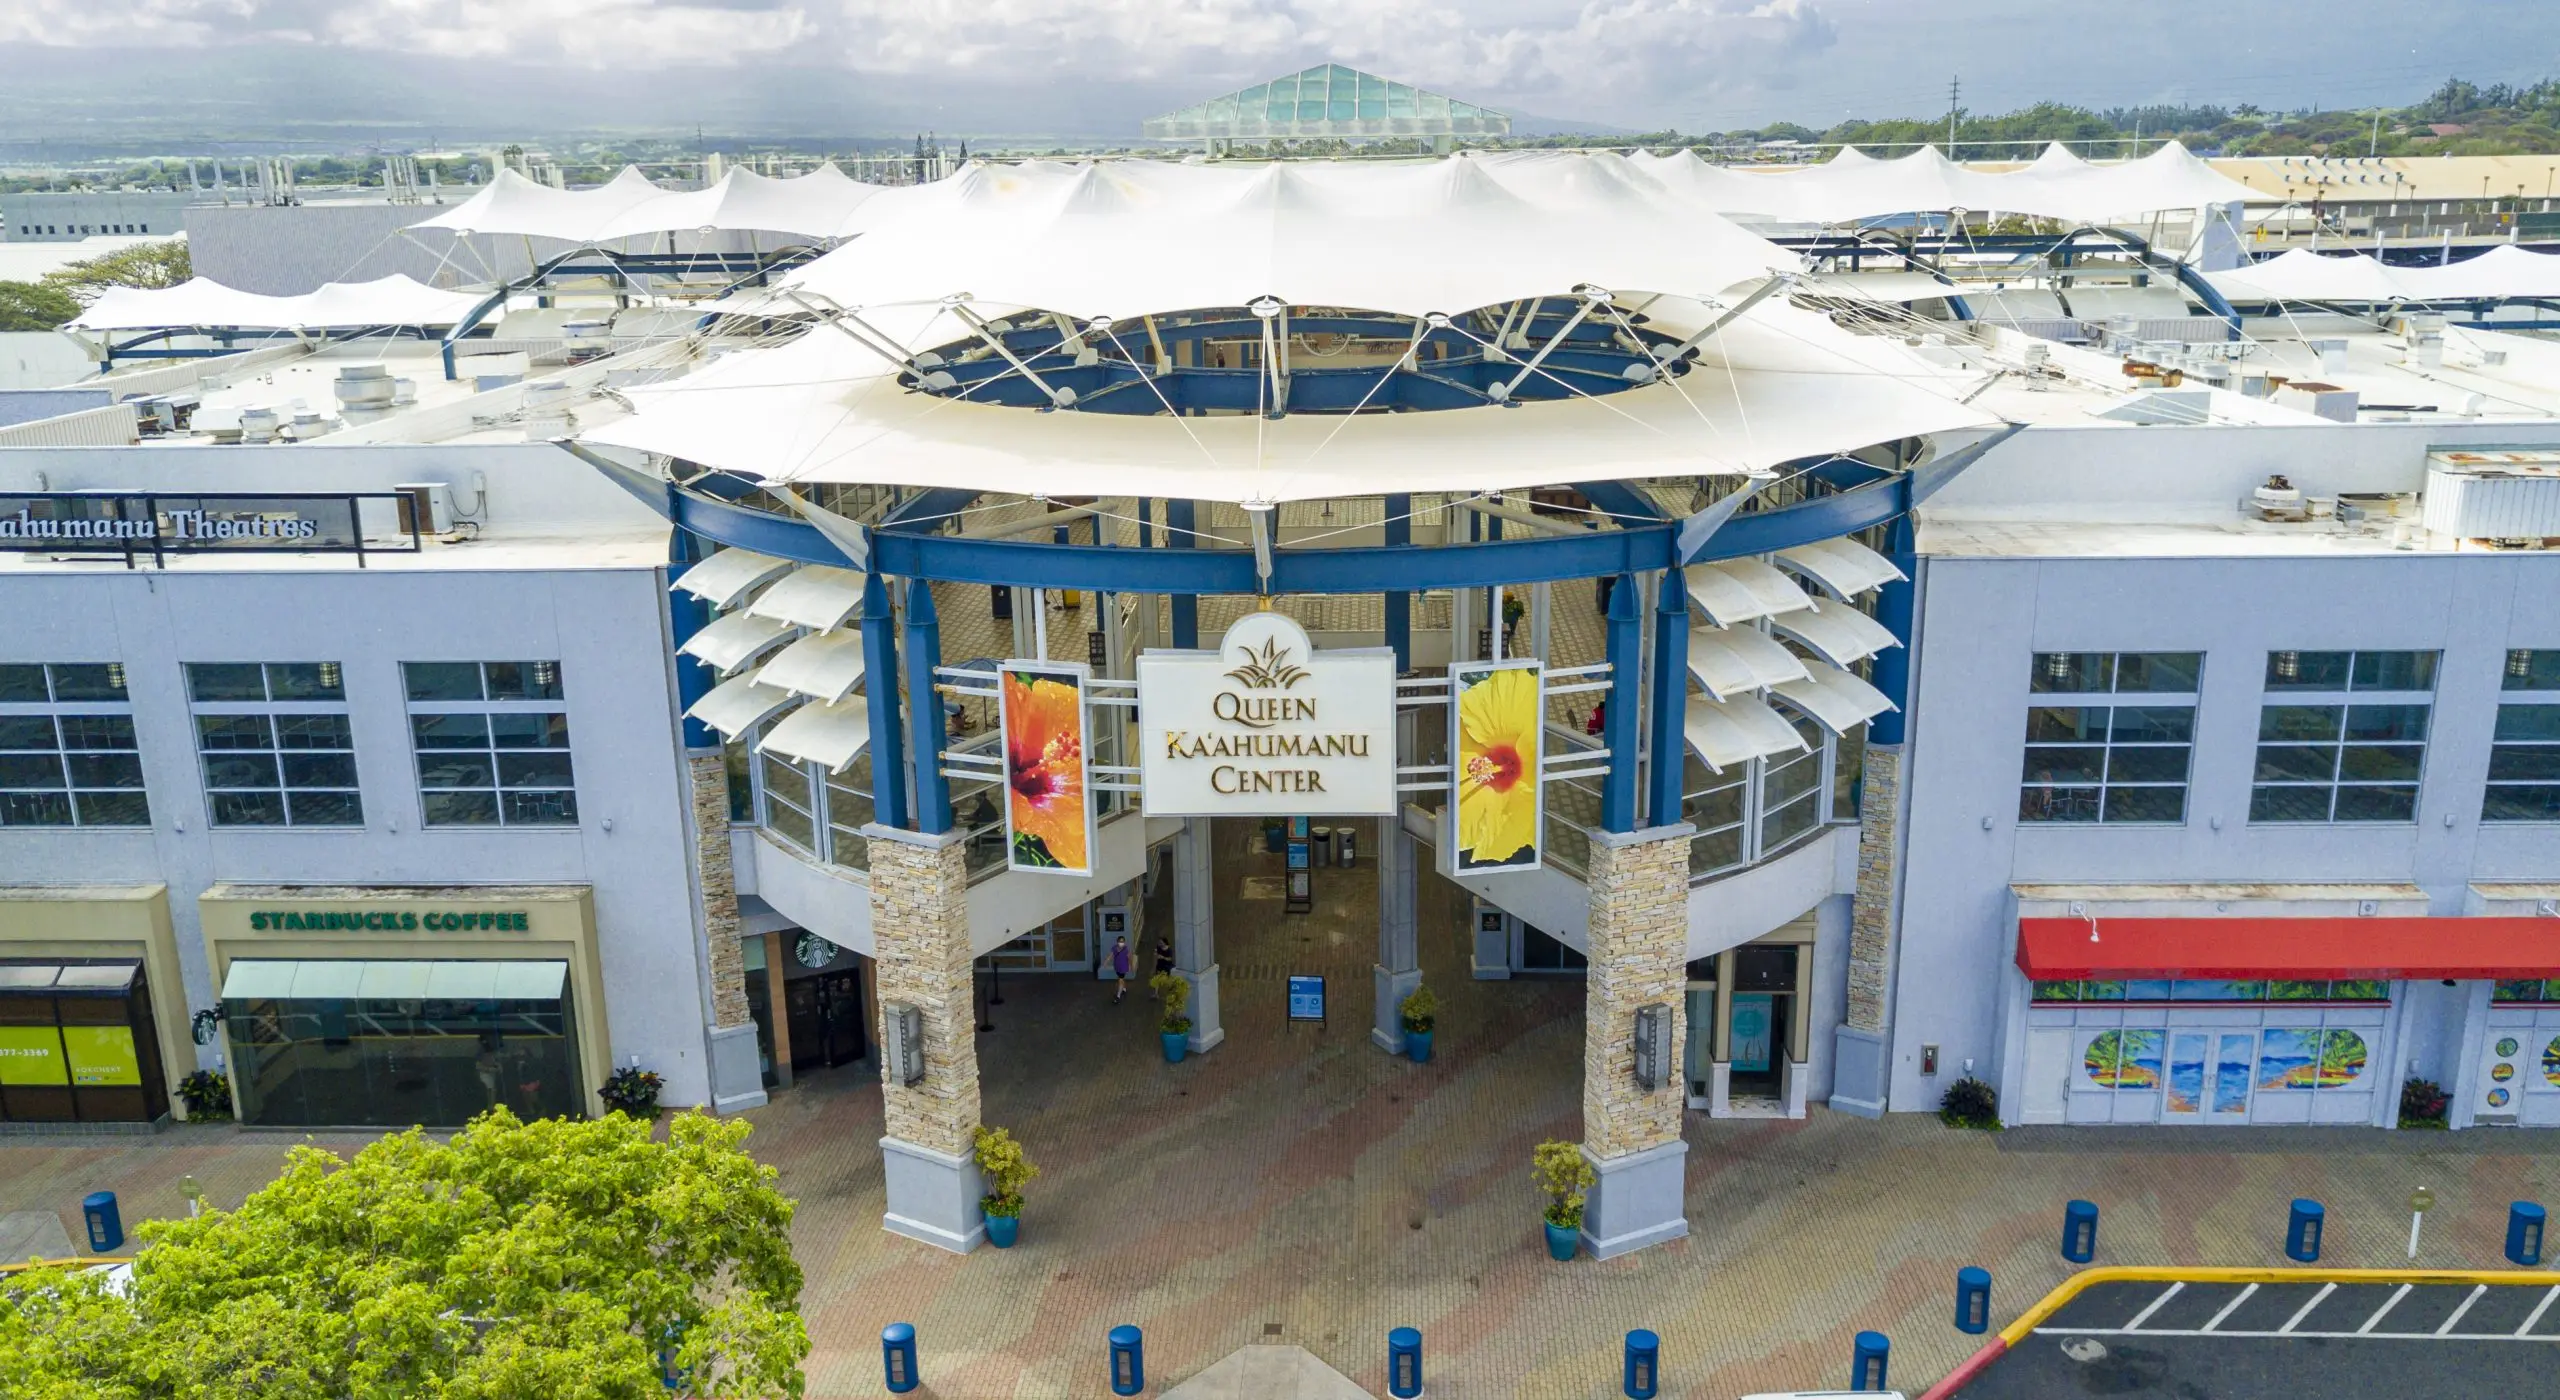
[2207,245,2560,304]
[413,165,883,244]
[778,155,1803,320]
[583,292,2002,504]
[69,275,487,332]
[1623,141,2261,224]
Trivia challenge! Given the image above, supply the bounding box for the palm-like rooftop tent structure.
[1143,64,1510,144]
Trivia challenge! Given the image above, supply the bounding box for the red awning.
[2016,916,2560,981]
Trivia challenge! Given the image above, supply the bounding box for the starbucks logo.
[795,932,841,969]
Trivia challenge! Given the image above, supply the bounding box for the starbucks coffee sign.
[1137,613,1396,816]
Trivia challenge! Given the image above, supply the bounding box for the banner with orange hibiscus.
[999,663,1092,875]
[1451,660,1542,873]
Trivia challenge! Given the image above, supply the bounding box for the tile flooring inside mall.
[7,826,2556,1397]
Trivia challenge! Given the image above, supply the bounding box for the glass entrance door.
[2164,1031,2255,1122]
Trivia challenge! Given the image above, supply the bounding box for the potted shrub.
[1532,1139,1594,1261]
[598,1065,665,1119]
[975,1124,1040,1248]
[1260,816,1287,854]
[1151,972,1193,1063]
[2400,1077,2450,1129]
[1399,985,1437,1063]
[176,1069,233,1120]
[1937,1075,2000,1130]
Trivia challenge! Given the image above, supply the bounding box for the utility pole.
[1947,75,1961,156]
[2371,112,2382,157]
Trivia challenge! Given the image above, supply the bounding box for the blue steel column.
[903,578,952,834]
[1866,516,1916,745]
[666,531,719,748]
[1645,568,1689,829]
[1167,499,1200,649]
[861,572,911,831]
[1601,570,1642,833]
[1383,493,1411,670]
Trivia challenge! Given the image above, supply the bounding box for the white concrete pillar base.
[1579,1139,1690,1259]
[881,1135,985,1254]
[706,1021,768,1114]
[1181,963,1225,1053]
[1372,964,1424,1055]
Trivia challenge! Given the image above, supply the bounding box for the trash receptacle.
[1955,1266,1992,1334]
[82,1191,122,1253]
[1622,1328,1659,1399]
[1387,1327,1422,1398]
[1338,826,1358,867]
[1311,826,1334,864]
[2061,1199,2098,1263]
[2286,1199,2325,1263]
[2509,1201,2546,1266]
[1108,1325,1144,1396]
[881,1323,919,1393]
[1850,1331,1889,1392]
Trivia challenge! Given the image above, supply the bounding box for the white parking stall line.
[2124,1281,2185,1331]
[2032,1326,2560,1341]
[2358,1284,2414,1335]
[2437,1284,2488,1336]
[2202,1283,2259,1333]
[2518,1284,2560,1338]
[2280,1282,2338,1334]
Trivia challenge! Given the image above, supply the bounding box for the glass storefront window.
[223,960,580,1128]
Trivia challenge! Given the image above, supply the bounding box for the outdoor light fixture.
[2512,649,2533,680]
[2274,650,2300,681]
[106,662,126,691]
[318,661,341,689]
[885,1003,925,1086]
[2043,653,2072,685]
[534,660,559,690]
[1632,1004,1671,1091]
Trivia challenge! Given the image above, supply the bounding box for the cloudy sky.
[1,0,2556,141]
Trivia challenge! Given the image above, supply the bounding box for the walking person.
[1110,935,1132,1003]
[1153,937,1176,979]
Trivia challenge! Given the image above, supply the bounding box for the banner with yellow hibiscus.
[1451,660,1542,873]
[999,663,1092,876]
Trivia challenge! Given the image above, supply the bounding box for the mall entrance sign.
[1137,613,1396,815]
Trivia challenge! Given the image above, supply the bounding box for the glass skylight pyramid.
[1143,64,1510,141]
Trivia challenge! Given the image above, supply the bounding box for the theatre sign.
[1137,612,1397,815]
[0,492,421,565]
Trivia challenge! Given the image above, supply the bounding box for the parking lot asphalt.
[1963,1277,2560,1399]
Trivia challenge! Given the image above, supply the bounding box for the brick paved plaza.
[5,827,2552,1399]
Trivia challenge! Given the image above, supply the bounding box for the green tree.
[0,1108,808,1399]
[0,279,80,332]
[40,238,191,307]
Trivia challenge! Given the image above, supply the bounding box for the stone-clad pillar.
[866,824,985,1253]
[1372,820,1421,1054]
[1580,822,1693,1259]
[1171,818,1224,1054]
[692,753,766,1113]
[1831,745,1903,1117]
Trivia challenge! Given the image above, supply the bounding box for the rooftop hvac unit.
[393,483,452,536]
[2423,450,2560,542]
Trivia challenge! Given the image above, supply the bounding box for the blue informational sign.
[1286,840,1311,870]
[1288,816,1311,839]
[1287,975,1326,1022]
[1730,993,1774,1073]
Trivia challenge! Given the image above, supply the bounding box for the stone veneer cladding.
[1845,744,1902,1033]
[867,827,981,1157]
[689,754,751,1030]
[1582,826,1691,1160]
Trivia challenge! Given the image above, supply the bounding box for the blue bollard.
[881,1323,918,1394]
[2508,1202,2547,1266]
[1388,1327,1422,1399]
[2286,1199,2325,1263]
[1621,1328,1660,1399]
[1109,1324,1144,1396]
[1955,1266,1993,1335]
[2061,1199,2098,1263]
[81,1192,122,1253]
[1850,1331,1890,1392]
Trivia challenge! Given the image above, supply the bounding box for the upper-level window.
[2487,649,2560,823]
[186,662,362,827]
[0,663,148,828]
[2019,652,2201,823]
[403,662,576,827]
[2251,650,2435,824]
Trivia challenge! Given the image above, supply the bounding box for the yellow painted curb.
[1996,1265,2560,1346]
[0,1255,123,1277]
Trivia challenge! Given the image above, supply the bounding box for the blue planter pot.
[1161,1031,1189,1063]
[1405,1028,1433,1063]
[1544,1221,1579,1261]
[986,1213,1020,1248]
[1263,827,1286,853]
